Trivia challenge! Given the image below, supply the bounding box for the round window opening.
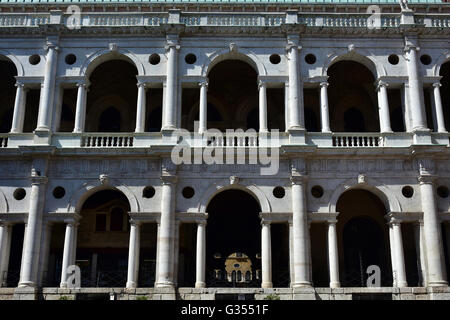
[269,54,281,64]
[437,186,449,198]
[185,53,197,64]
[388,54,399,65]
[53,186,66,199]
[65,54,77,65]
[420,54,432,65]
[402,186,414,198]
[234,263,241,268]
[149,53,161,65]
[29,54,41,65]
[13,188,26,201]
[311,185,324,198]
[305,54,317,65]
[182,186,195,199]
[273,186,285,198]
[143,186,156,199]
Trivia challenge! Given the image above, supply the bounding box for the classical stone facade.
[0,0,449,300]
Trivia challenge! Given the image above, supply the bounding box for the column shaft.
[19,176,46,287]
[163,40,179,130]
[126,222,141,288]
[319,82,331,133]
[261,221,272,288]
[291,177,311,287]
[10,84,27,133]
[73,83,88,133]
[414,221,428,286]
[420,178,448,286]
[377,83,393,133]
[392,222,407,287]
[0,224,12,287]
[195,222,206,288]
[432,83,447,133]
[36,44,58,130]
[287,42,304,129]
[60,222,75,288]
[327,222,340,288]
[258,81,268,132]
[37,223,52,287]
[135,83,147,133]
[198,81,208,134]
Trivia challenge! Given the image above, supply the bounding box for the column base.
[329,282,341,288]
[17,281,36,288]
[261,282,273,288]
[396,281,408,288]
[154,281,175,288]
[13,286,38,300]
[195,281,206,288]
[292,282,312,288]
[59,282,68,289]
[428,280,449,287]
[126,281,137,289]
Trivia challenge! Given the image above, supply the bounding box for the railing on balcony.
[332,133,383,147]
[205,133,259,148]
[81,134,134,147]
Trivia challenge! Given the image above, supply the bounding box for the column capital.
[63,219,79,227]
[196,219,207,226]
[261,219,272,226]
[376,80,389,91]
[319,81,329,88]
[160,174,178,185]
[290,174,308,185]
[258,80,267,89]
[432,82,442,88]
[286,42,302,52]
[137,82,147,89]
[30,173,48,185]
[413,219,424,227]
[76,81,89,90]
[165,39,180,51]
[326,219,338,225]
[418,174,436,185]
[199,79,209,88]
[44,41,59,52]
[129,220,142,227]
[15,82,26,90]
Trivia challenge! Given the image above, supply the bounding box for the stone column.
[284,81,290,132]
[198,80,208,134]
[173,221,180,286]
[154,222,161,285]
[286,37,304,130]
[261,220,272,288]
[290,175,311,287]
[155,175,177,288]
[126,221,141,289]
[319,82,331,133]
[414,221,428,286]
[195,220,206,288]
[390,219,408,287]
[431,82,447,133]
[388,223,398,287]
[10,83,27,133]
[327,220,340,288]
[37,222,52,287]
[376,81,393,133]
[0,223,12,287]
[135,82,147,133]
[288,221,294,287]
[73,82,88,133]
[19,174,47,288]
[258,80,268,133]
[419,175,448,286]
[162,36,180,130]
[60,221,77,288]
[36,41,58,131]
[51,84,64,132]
[404,39,428,131]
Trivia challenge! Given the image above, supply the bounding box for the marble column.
[290,175,311,287]
[377,81,393,133]
[19,174,47,288]
[419,175,448,286]
[126,221,141,289]
[319,82,331,133]
[135,82,147,133]
[414,220,428,286]
[162,36,179,130]
[390,220,408,287]
[0,223,12,287]
[60,221,77,288]
[431,82,447,133]
[261,220,272,288]
[198,80,208,134]
[286,38,304,130]
[173,221,180,286]
[73,82,88,133]
[327,220,340,288]
[36,41,58,131]
[389,224,398,287]
[10,83,27,133]
[37,222,52,287]
[155,175,177,288]
[404,40,428,131]
[289,221,294,287]
[195,220,206,288]
[258,80,268,133]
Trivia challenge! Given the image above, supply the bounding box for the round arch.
[327,177,401,214]
[0,187,9,213]
[197,179,271,214]
[67,179,139,214]
[433,50,450,76]
[202,48,267,77]
[0,51,24,77]
[80,49,144,77]
[322,49,385,78]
